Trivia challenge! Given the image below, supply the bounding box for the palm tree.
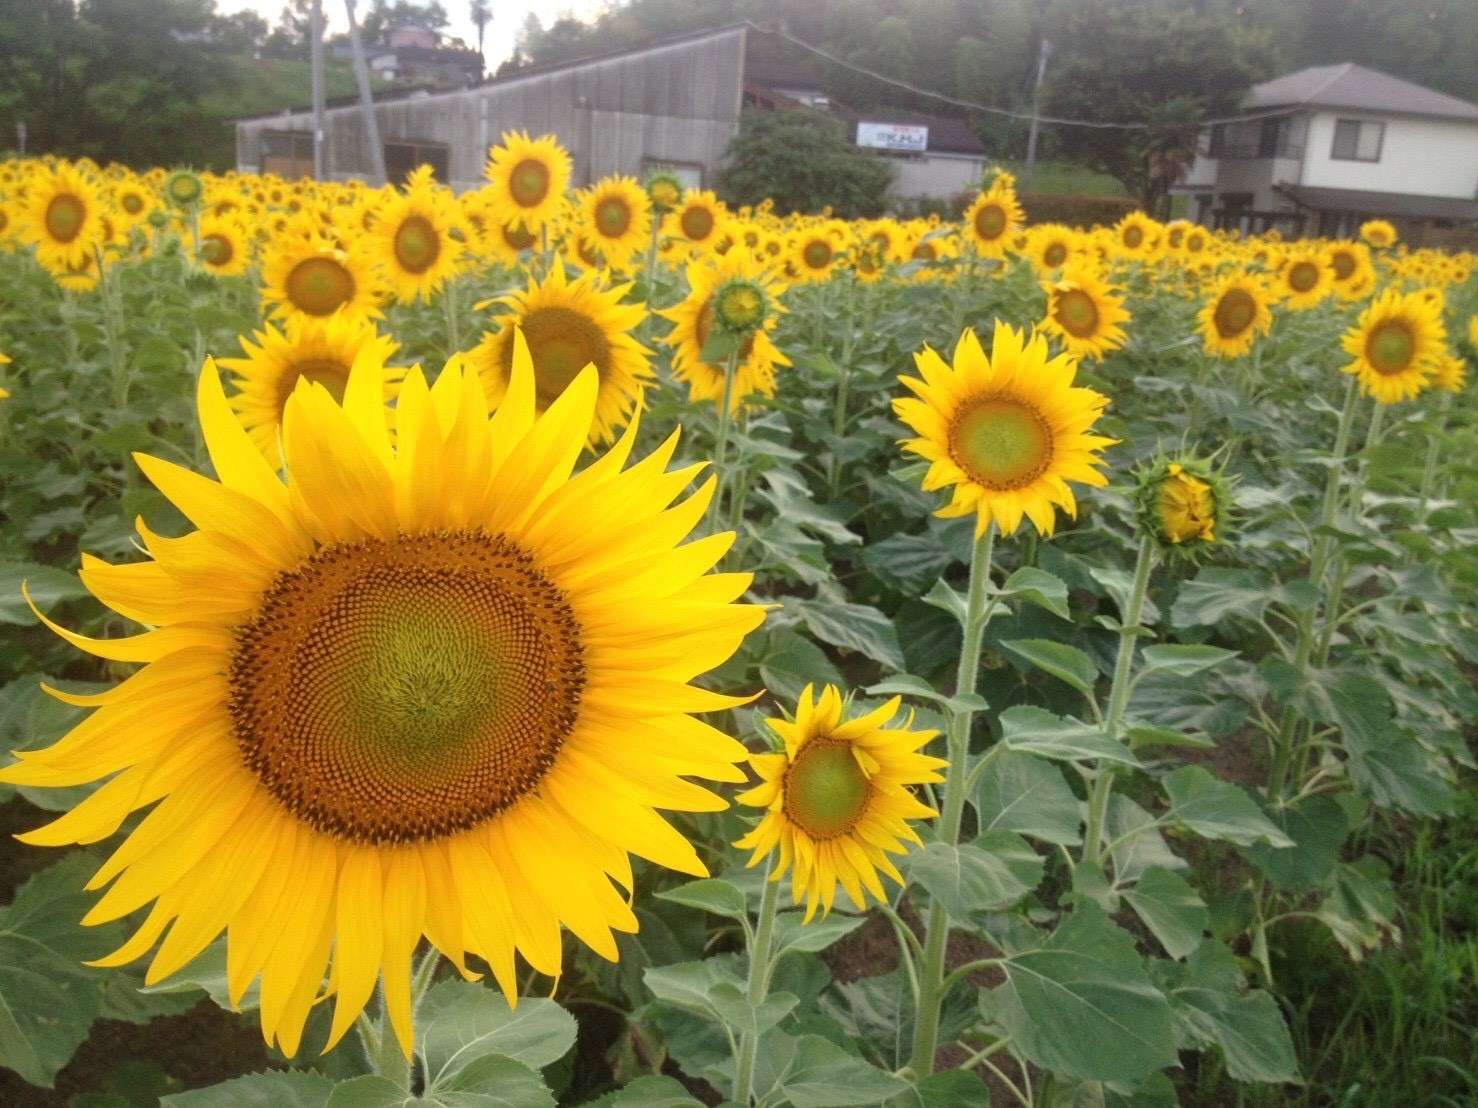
[470,0,490,63]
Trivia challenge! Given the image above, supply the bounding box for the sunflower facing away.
[735,686,944,920]
[1039,263,1131,361]
[0,333,762,1060]
[1338,286,1447,404]
[484,130,572,235]
[1198,272,1273,358]
[469,260,652,445]
[895,323,1115,537]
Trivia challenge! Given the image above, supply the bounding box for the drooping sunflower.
[895,323,1116,537]
[1039,263,1131,361]
[1,334,761,1060]
[735,686,944,921]
[578,175,652,270]
[18,161,107,274]
[469,260,651,444]
[1198,272,1273,358]
[260,232,386,327]
[367,165,468,304]
[1275,245,1334,310]
[484,130,572,235]
[218,314,403,466]
[193,213,254,278]
[1338,286,1447,404]
[962,183,1024,258]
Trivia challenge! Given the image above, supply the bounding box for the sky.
[215,0,611,73]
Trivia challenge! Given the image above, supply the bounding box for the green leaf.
[757,628,847,705]
[1241,795,1349,891]
[860,531,954,594]
[908,833,1044,916]
[771,910,867,957]
[1125,723,1215,751]
[1161,766,1293,847]
[1121,867,1208,960]
[753,1031,910,1108]
[1105,795,1185,885]
[140,936,260,1012]
[794,599,906,671]
[921,578,969,623]
[1327,673,1453,816]
[0,855,123,1087]
[322,1074,415,1107]
[758,470,860,547]
[1001,639,1099,695]
[1137,644,1237,679]
[830,967,975,1073]
[1170,567,1274,628]
[1000,706,1140,767]
[417,982,576,1092]
[1088,566,1161,627]
[1315,857,1400,960]
[1159,941,1299,1084]
[997,567,1071,619]
[656,878,748,921]
[436,1055,558,1105]
[590,1074,700,1106]
[0,562,90,625]
[161,1070,334,1107]
[985,905,1178,1082]
[866,674,987,714]
[974,750,1083,845]
[644,958,746,1022]
[887,1069,992,1107]
[699,327,744,362]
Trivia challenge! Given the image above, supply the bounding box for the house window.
[1331,119,1383,162]
[261,130,315,179]
[383,140,450,184]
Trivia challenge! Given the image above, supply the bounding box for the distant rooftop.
[1246,63,1478,122]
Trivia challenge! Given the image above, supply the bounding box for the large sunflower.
[578,175,652,270]
[219,314,403,466]
[1039,263,1131,361]
[1,334,761,1060]
[735,686,943,921]
[484,130,572,235]
[1338,286,1446,404]
[18,161,107,274]
[469,260,651,444]
[260,232,386,327]
[368,165,468,304]
[1198,272,1273,358]
[895,323,1115,537]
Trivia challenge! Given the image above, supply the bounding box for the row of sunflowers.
[0,133,1475,1106]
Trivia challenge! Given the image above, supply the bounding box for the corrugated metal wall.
[236,27,747,192]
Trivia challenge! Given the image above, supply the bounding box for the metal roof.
[1277,183,1478,221]
[1247,64,1478,122]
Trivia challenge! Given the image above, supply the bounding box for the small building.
[1178,63,1478,245]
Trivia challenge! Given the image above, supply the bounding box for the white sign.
[857,122,929,152]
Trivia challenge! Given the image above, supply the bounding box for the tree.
[717,108,895,220]
[360,0,449,44]
[469,0,490,58]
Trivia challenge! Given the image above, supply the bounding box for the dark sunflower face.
[1054,288,1101,338]
[45,193,87,244]
[680,205,715,242]
[1042,242,1068,268]
[1364,320,1416,375]
[1213,288,1257,338]
[802,239,833,270]
[393,215,441,275]
[594,195,632,239]
[276,357,352,414]
[509,158,552,209]
[199,234,235,269]
[973,202,1007,242]
[286,257,356,316]
[1286,261,1319,293]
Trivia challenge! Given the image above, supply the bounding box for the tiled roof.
[1247,64,1478,122]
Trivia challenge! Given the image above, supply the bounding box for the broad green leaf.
[974,750,1083,845]
[921,578,970,623]
[1161,766,1293,847]
[1240,794,1349,891]
[753,1031,910,1108]
[909,833,1044,917]
[140,936,260,1012]
[1087,565,1162,626]
[997,567,1071,619]
[794,599,905,671]
[1169,567,1275,628]
[644,959,746,1023]
[436,1054,558,1105]
[0,562,90,624]
[1137,644,1237,679]
[1105,795,1185,884]
[417,982,576,1092]
[861,531,954,594]
[161,1070,334,1107]
[656,878,748,921]
[1327,673,1453,816]
[323,1074,417,1107]
[887,1069,992,1107]
[1001,639,1099,695]
[771,910,867,956]
[985,905,1178,1082]
[1000,706,1140,767]
[1121,867,1208,960]
[708,987,800,1039]
[866,675,987,714]
[757,469,860,547]
[757,628,846,704]
[590,1074,700,1106]
[829,968,975,1073]
[1315,857,1400,960]
[1125,723,1215,751]
[0,855,123,1087]
[1044,1072,1180,1107]
[1070,860,1119,912]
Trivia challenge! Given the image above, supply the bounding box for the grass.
[996,158,1128,197]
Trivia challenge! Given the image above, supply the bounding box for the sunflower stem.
[97,245,131,411]
[827,276,858,499]
[1083,534,1156,866]
[910,524,994,1079]
[734,863,782,1105]
[1417,390,1453,528]
[443,277,462,356]
[707,346,742,534]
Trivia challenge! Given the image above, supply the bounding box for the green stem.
[443,277,462,355]
[1316,399,1385,665]
[1082,534,1156,866]
[733,868,782,1105]
[826,276,858,499]
[1417,390,1453,526]
[910,525,995,1079]
[706,347,742,535]
[97,247,131,411]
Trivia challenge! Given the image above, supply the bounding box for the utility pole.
[1023,37,1051,193]
[311,0,326,179]
[345,0,387,185]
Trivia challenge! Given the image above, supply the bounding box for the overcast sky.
[215,0,610,73]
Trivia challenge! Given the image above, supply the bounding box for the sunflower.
[1338,287,1447,404]
[1113,210,1160,261]
[18,161,106,274]
[193,213,254,277]
[1429,349,1466,393]
[469,260,651,444]
[1,334,761,1060]
[1359,219,1398,249]
[1024,223,1077,275]
[788,222,847,283]
[962,183,1023,258]
[578,175,652,270]
[484,131,572,235]
[1039,263,1131,361]
[219,314,403,466]
[1134,456,1231,551]
[260,232,386,327]
[368,166,468,304]
[1198,272,1273,358]
[1326,241,1376,302]
[670,189,727,250]
[1275,245,1333,310]
[895,323,1115,537]
[735,686,943,921]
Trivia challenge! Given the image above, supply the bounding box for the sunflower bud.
[644,171,683,214]
[711,276,770,335]
[1134,455,1233,553]
[164,169,204,208]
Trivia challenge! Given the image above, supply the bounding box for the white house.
[1178,63,1478,243]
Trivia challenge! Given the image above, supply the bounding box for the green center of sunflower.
[681,205,715,242]
[950,396,1054,491]
[1043,242,1068,267]
[974,203,1007,241]
[1185,233,1205,253]
[45,194,86,244]
[199,234,233,267]
[595,196,632,238]
[1054,288,1100,338]
[509,159,551,208]
[230,531,585,845]
[513,305,612,409]
[393,214,440,274]
[1331,250,1356,280]
[783,739,869,840]
[1123,225,1145,249]
[1365,321,1416,375]
[1213,288,1257,337]
[802,240,833,270]
[285,256,356,317]
[1287,261,1319,293]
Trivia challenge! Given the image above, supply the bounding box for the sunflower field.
[0,140,1475,1108]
